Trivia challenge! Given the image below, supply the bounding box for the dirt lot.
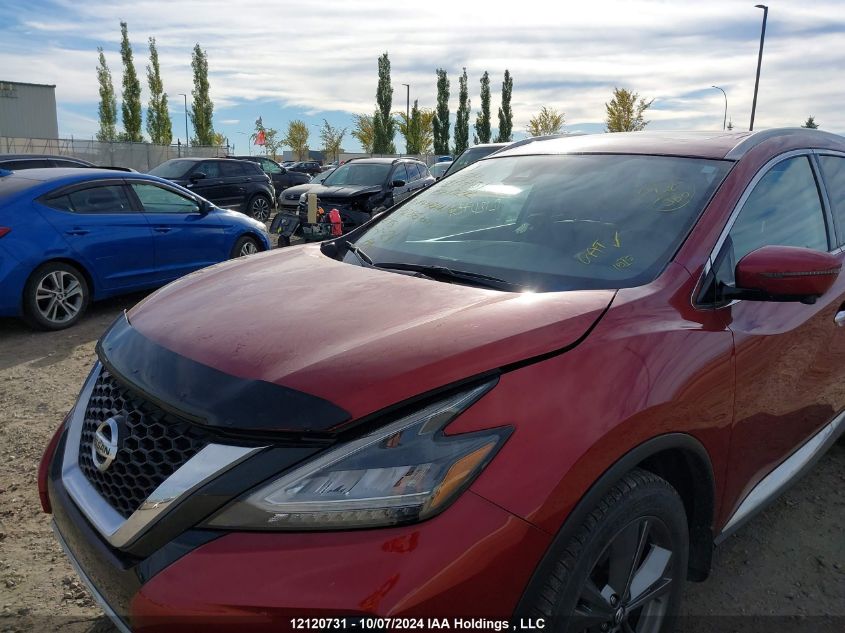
[0,292,843,632]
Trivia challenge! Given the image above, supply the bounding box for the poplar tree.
[474,71,491,144]
[96,48,118,142]
[496,70,513,142]
[190,43,215,145]
[433,68,450,154]
[453,67,471,155]
[372,52,396,154]
[119,22,143,141]
[145,37,172,145]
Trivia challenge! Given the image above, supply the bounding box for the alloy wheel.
[573,517,674,633]
[251,197,271,222]
[35,270,84,325]
[239,240,259,256]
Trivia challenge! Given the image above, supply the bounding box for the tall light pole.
[750,4,768,131]
[401,83,410,119]
[178,93,190,146]
[711,85,727,130]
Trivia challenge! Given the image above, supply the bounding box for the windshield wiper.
[374,262,523,291]
[344,240,374,267]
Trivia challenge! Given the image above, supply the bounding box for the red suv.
[40,129,845,632]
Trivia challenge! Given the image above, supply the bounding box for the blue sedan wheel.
[24,262,90,331]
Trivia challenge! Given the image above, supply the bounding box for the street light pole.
[750,4,768,131]
[711,85,727,130]
[178,93,190,146]
[401,83,410,119]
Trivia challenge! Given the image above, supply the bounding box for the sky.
[1,0,844,154]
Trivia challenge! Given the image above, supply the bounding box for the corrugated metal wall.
[0,81,59,138]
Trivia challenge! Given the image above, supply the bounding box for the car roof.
[493,129,845,161]
[0,153,91,162]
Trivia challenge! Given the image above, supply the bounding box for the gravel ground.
[0,287,842,632]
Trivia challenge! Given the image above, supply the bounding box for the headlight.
[205,380,509,530]
[299,193,307,203]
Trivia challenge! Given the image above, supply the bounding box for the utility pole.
[401,83,410,119]
[179,93,190,146]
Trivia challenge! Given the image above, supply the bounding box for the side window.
[406,163,421,181]
[192,161,220,178]
[391,164,408,184]
[263,159,282,174]
[5,159,50,169]
[418,164,430,179]
[131,183,200,214]
[51,159,86,168]
[819,156,845,246]
[220,161,245,177]
[714,155,828,288]
[66,185,133,214]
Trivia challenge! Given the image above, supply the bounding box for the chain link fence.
[0,137,229,172]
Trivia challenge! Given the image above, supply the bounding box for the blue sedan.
[0,168,272,330]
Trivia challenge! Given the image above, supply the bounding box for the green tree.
[605,87,653,132]
[190,43,215,145]
[118,22,143,141]
[145,37,172,145]
[474,71,491,144]
[802,116,819,129]
[527,106,565,136]
[283,120,310,160]
[372,52,396,154]
[453,67,471,155]
[352,114,375,153]
[496,69,513,142]
[432,68,450,155]
[397,101,435,155]
[320,119,347,162]
[95,47,118,142]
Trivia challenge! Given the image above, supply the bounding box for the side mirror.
[189,172,206,182]
[198,199,212,215]
[728,245,840,304]
[392,179,406,188]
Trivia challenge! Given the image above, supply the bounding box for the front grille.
[78,368,206,518]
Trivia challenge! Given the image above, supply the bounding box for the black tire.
[231,235,261,258]
[524,469,688,633]
[23,261,90,331]
[277,235,291,248]
[247,194,272,222]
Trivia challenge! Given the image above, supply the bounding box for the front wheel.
[523,469,688,633]
[248,194,272,222]
[231,235,261,258]
[23,262,90,330]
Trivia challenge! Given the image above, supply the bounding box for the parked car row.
[38,128,845,632]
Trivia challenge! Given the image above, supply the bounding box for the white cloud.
[2,0,844,137]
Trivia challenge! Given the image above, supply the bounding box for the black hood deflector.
[96,314,351,435]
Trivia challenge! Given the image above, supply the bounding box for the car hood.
[280,183,321,198]
[307,184,383,199]
[125,245,614,429]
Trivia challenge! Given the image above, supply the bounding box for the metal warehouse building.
[0,80,59,138]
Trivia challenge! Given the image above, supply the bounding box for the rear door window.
[192,162,220,178]
[406,163,422,181]
[391,164,408,184]
[59,185,134,214]
[220,161,245,177]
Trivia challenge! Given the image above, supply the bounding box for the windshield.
[149,160,194,179]
[349,154,731,292]
[446,146,504,175]
[322,163,391,187]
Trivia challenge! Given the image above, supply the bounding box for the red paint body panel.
[130,492,549,631]
[128,246,613,422]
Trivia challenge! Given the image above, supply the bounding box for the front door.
[128,181,226,282]
[39,182,157,291]
[712,153,845,517]
[390,164,412,204]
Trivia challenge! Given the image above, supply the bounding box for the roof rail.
[725,128,845,160]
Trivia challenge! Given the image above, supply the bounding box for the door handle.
[835,310,845,327]
[65,229,89,236]
[153,226,172,233]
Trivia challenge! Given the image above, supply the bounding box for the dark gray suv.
[149,158,276,221]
